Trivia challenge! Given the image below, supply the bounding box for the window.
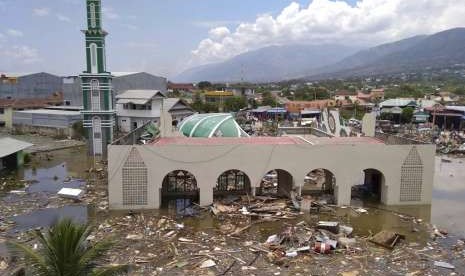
[89,3,96,28]
[0,108,4,115]
[90,43,98,73]
[90,79,100,110]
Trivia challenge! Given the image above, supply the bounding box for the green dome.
[178,113,249,138]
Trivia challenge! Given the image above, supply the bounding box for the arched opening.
[302,169,336,203]
[351,169,385,204]
[258,169,293,197]
[214,170,251,198]
[161,170,199,214]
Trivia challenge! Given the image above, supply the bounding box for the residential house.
[167,82,196,95]
[116,90,194,133]
[334,90,357,102]
[285,100,336,113]
[204,91,235,105]
[425,105,465,130]
[357,89,385,103]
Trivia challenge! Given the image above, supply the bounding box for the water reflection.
[9,205,88,234]
[431,156,465,237]
[162,198,199,217]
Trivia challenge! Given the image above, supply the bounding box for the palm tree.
[9,219,128,276]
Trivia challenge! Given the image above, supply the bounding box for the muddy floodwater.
[2,148,464,236]
[1,147,465,274]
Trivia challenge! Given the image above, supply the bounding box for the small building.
[0,138,32,170]
[285,100,336,113]
[204,91,235,104]
[334,90,357,102]
[249,106,272,120]
[116,90,194,133]
[379,99,417,114]
[0,93,64,128]
[13,108,82,137]
[167,82,196,94]
[427,106,465,130]
[357,89,385,102]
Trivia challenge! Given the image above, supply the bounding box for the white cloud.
[191,0,465,65]
[56,14,71,22]
[0,45,41,64]
[209,27,231,41]
[102,7,120,20]
[33,7,50,17]
[6,29,23,37]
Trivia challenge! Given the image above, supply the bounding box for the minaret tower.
[80,0,114,157]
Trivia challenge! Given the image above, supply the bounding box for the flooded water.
[1,146,465,240]
[9,205,88,234]
[0,147,93,234]
[431,156,465,236]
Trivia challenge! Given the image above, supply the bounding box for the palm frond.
[7,240,52,276]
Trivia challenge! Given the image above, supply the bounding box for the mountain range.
[175,28,465,83]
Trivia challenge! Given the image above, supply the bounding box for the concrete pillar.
[251,186,256,196]
[336,184,351,206]
[199,187,213,206]
[294,178,304,196]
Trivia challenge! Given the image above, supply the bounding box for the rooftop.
[116,90,165,100]
[152,136,383,146]
[0,137,33,158]
[379,98,416,108]
[178,113,248,138]
[14,109,82,116]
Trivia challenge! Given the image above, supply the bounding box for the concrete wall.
[108,142,435,210]
[13,124,75,138]
[13,112,82,128]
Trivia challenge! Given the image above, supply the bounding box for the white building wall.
[108,142,435,210]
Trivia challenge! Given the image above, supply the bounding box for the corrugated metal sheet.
[0,138,33,158]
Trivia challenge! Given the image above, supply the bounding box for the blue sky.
[0,0,462,79]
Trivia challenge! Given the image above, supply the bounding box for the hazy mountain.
[308,28,465,79]
[175,44,361,83]
[176,28,465,83]
[313,35,428,75]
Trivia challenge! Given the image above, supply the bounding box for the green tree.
[9,219,128,276]
[191,92,204,112]
[401,107,414,123]
[197,81,212,90]
[203,102,219,113]
[224,96,247,112]
[262,91,277,107]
